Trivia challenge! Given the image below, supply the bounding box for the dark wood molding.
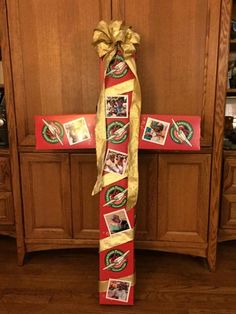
[207,0,232,272]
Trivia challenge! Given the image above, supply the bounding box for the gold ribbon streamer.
[92,20,141,210]
[105,79,135,96]
[99,274,136,292]
[99,229,134,252]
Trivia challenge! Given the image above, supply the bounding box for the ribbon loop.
[92,20,140,58]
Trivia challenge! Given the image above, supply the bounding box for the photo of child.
[103,149,128,175]
[106,95,128,118]
[104,209,131,236]
[142,117,170,145]
[106,279,131,303]
[63,117,90,145]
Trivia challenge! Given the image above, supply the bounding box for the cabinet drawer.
[0,192,14,225]
[0,157,11,191]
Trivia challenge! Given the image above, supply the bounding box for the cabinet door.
[71,154,99,239]
[0,192,14,225]
[112,0,220,146]
[220,158,236,229]
[20,153,72,239]
[136,153,158,241]
[0,157,11,191]
[7,0,111,146]
[158,154,211,243]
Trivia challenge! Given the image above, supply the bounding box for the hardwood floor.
[0,236,236,313]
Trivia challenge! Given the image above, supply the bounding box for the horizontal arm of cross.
[35,114,200,151]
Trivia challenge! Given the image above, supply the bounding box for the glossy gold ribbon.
[92,20,141,210]
[99,274,136,292]
[100,229,134,252]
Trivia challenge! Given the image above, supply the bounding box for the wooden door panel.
[221,158,236,229]
[136,153,158,241]
[0,192,14,225]
[158,154,211,243]
[112,0,221,146]
[7,0,111,146]
[0,157,11,191]
[20,153,72,239]
[221,194,236,229]
[222,158,236,194]
[71,154,99,239]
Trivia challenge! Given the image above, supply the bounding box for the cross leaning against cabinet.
[0,0,232,272]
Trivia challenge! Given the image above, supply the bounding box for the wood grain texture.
[0,192,14,225]
[136,153,158,241]
[1,237,236,313]
[0,157,11,191]
[207,0,232,272]
[6,0,111,146]
[0,0,25,263]
[158,154,211,244]
[71,154,99,239]
[112,0,221,146]
[22,234,207,258]
[20,153,72,239]
[222,157,236,195]
[219,156,236,238]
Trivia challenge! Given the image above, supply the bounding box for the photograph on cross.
[104,208,131,236]
[142,117,170,145]
[103,149,128,175]
[105,95,129,118]
[106,279,131,303]
[63,117,90,145]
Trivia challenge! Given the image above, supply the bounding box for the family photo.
[106,95,128,118]
[104,209,131,236]
[142,117,170,145]
[63,117,90,145]
[103,149,128,175]
[106,279,131,302]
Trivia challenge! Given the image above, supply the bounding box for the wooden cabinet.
[7,0,221,147]
[112,0,221,146]
[20,152,211,259]
[219,154,236,241]
[0,192,14,225]
[0,1,16,237]
[0,157,14,227]
[136,154,158,241]
[1,0,231,270]
[0,155,15,235]
[20,153,72,239]
[157,154,211,244]
[136,153,211,258]
[7,0,111,146]
[71,154,99,239]
[0,157,11,191]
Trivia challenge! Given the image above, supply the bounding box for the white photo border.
[104,208,131,237]
[63,117,90,145]
[142,117,170,146]
[105,95,129,119]
[103,148,128,176]
[105,278,132,303]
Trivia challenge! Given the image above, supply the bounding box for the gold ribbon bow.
[93,20,140,59]
[92,20,141,211]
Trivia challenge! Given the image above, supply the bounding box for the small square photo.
[142,117,170,145]
[63,117,90,145]
[104,149,128,175]
[104,208,131,236]
[106,95,128,118]
[106,279,131,303]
